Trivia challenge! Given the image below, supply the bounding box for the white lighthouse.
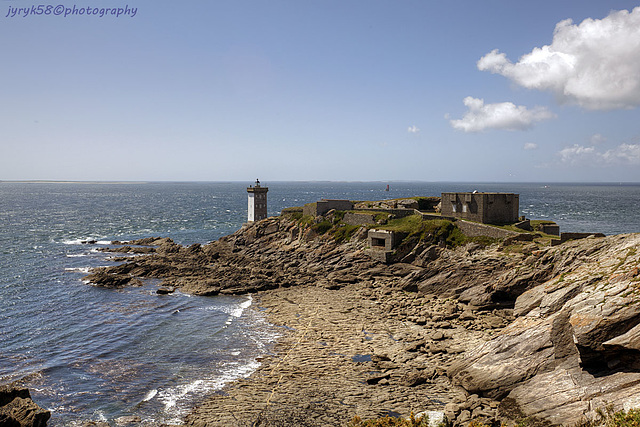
[247,179,268,222]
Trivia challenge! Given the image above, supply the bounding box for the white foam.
[65,267,91,274]
[142,389,158,402]
[62,238,86,245]
[156,359,261,416]
[229,295,253,318]
[61,237,109,245]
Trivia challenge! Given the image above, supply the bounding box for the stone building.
[303,199,353,217]
[247,179,268,222]
[441,192,519,224]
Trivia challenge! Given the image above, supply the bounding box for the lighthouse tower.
[247,179,268,222]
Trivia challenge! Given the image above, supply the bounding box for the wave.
[154,359,261,422]
[223,295,253,325]
[61,238,112,245]
[142,389,158,402]
[64,267,92,274]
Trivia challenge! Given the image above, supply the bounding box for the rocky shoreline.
[82,208,640,426]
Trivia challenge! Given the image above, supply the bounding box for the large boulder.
[0,385,50,427]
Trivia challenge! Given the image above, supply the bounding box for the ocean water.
[1,181,639,425]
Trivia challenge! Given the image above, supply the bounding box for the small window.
[451,202,457,213]
[371,237,386,247]
[462,204,468,213]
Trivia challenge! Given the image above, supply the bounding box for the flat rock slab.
[184,284,477,427]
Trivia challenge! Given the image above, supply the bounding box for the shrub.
[606,408,640,427]
[333,224,360,243]
[311,220,333,235]
[333,210,347,224]
[574,406,640,427]
[348,412,429,427]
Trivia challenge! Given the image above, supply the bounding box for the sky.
[1,0,639,182]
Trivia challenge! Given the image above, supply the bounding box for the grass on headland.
[375,215,485,248]
[285,208,497,248]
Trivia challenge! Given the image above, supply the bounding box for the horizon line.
[2,179,640,185]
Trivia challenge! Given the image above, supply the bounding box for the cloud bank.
[449,97,555,132]
[477,7,640,110]
[558,143,640,165]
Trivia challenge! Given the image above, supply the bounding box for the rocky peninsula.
[83,204,640,426]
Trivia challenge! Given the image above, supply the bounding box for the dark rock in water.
[126,237,174,246]
[156,286,176,295]
[83,270,143,288]
[99,246,156,254]
[0,385,51,427]
[81,240,97,244]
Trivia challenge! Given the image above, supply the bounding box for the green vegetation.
[376,215,467,248]
[311,220,333,235]
[575,406,640,427]
[346,407,640,427]
[281,207,304,221]
[612,248,638,275]
[348,413,430,427]
[333,224,361,243]
[604,407,640,427]
[286,206,499,248]
[332,210,347,223]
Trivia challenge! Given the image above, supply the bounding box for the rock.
[115,415,141,425]
[0,385,50,427]
[376,361,397,370]
[156,286,176,294]
[83,271,143,288]
[449,234,640,424]
[401,370,428,387]
[458,310,475,321]
[444,402,459,415]
[429,331,445,341]
[457,409,471,424]
[366,373,391,385]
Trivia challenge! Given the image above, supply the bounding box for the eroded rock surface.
[0,385,50,427]
[450,234,640,426]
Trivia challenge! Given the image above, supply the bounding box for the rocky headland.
[83,206,640,426]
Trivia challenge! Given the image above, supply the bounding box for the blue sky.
[1,1,639,182]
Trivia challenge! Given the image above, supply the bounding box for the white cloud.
[601,143,640,164]
[477,7,640,110]
[558,143,640,165]
[407,125,420,134]
[449,96,555,132]
[558,144,597,164]
[590,133,606,145]
[524,142,538,150]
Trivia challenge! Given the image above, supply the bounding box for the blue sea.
[1,181,639,425]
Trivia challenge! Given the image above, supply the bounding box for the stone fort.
[440,192,519,225]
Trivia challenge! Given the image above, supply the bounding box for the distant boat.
[385,184,389,191]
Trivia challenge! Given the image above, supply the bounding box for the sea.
[1,181,639,425]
